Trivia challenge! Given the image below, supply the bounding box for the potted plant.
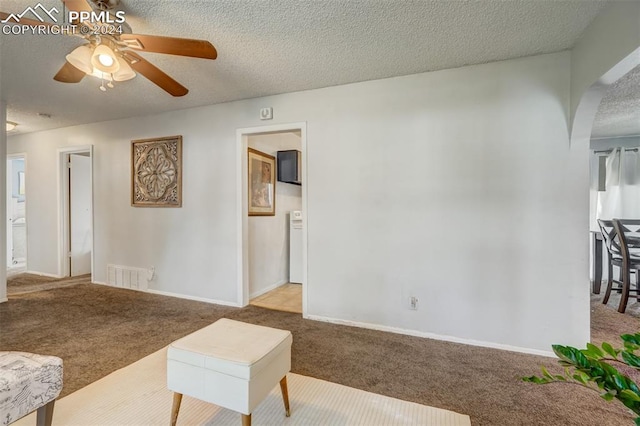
[524,333,640,424]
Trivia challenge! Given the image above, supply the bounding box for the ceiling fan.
[0,0,217,96]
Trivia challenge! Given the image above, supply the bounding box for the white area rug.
[15,348,470,425]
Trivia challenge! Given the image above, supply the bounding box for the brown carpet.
[0,277,637,425]
[6,273,90,295]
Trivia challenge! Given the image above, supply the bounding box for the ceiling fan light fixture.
[91,44,120,74]
[112,56,136,81]
[66,45,94,75]
[91,69,113,81]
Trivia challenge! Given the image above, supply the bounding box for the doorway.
[58,147,94,278]
[236,123,307,315]
[6,154,27,274]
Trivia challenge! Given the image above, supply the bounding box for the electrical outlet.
[409,296,418,310]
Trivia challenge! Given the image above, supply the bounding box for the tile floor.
[250,283,302,314]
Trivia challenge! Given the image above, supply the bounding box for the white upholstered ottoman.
[0,352,63,426]
[167,319,292,426]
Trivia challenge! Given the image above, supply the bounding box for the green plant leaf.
[601,392,615,401]
[573,371,590,385]
[624,341,640,353]
[585,343,604,358]
[622,334,640,346]
[601,342,618,358]
[613,373,630,390]
[622,351,640,369]
[522,376,548,384]
[620,389,640,402]
[634,416,640,426]
[541,366,553,379]
[553,345,590,368]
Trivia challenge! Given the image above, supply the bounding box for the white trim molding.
[249,279,288,299]
[24,271,63,279]
[56,146,95,280]
[306,314,556,358]
[92,281,243,308]
[146,289,242,308]
[7,152,28,272]
[235,122,308,314]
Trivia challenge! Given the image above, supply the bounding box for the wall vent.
[107,264,149,291]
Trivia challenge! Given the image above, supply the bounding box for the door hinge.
[68,252,72,258]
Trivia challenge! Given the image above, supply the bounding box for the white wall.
[570,1,640,138]
[247,132,302,297]
[8,51,587,352]
[0,101,7,302]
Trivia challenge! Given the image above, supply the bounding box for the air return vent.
[107,264,149,291]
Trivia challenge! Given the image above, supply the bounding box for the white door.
[69,154,92,276]
[6,159,12,267]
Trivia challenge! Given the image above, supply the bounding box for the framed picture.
[248,148,276,216]
[131,135,182,207]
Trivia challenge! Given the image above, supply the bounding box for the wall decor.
[132,135,182,207]
[248,148,276,216]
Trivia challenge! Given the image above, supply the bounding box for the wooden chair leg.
[241,413,251,426]
[36,400,55,426]
[170,392,183,426]
[618,266,624,293]
[279,376,291,417]
[603,268,615,305]
[618,266,631,313]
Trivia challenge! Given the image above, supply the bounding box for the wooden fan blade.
[122,51,188,97]
[61,0,93,13]
[0,11,55,27]
[54,61,86,83]
[120,34,217,60]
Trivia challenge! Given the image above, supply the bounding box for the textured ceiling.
[1,0,612,134]
[592,65,640,139]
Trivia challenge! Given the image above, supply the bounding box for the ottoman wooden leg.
[279,376,291,417]
[170,392,183,426]
[242,413,251,426]
[36,400,55,426]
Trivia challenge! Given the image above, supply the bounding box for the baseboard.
[93,281,242,307]
[146,289,242,307]
[0,297,7,303]
[249,279,288,299]
[24,271,63,279]
[306,314,556,358]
